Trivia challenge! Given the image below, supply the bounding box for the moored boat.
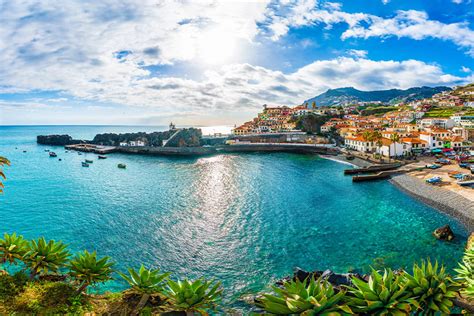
[117,163,126,169]
[457,176,474,186]
[426,176,442,184]
[49,152,57,157]
[85,159,93,163]
[81,162,89,167]
[98,155,107,159]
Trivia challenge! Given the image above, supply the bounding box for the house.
[376,138,411,157]
[344,135,376,153]
[419,118,454,129]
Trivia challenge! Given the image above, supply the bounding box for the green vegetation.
[347,269,413,315]
[24,237,70,279]
[359,106,398,116]
[165,278,222,315]
[456,244,474,299]
[258,276,351,315]
[0,156,9,194]
[69,250,114,295]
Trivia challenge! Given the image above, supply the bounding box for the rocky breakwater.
[37,134,82,146]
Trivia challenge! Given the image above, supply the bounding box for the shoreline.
[324,154,474,232]
[390,174,474,232]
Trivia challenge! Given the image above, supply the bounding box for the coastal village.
[230,84,474,205]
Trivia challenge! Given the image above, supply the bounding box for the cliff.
[37,135,82,146]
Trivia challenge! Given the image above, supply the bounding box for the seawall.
[218,143,338,155]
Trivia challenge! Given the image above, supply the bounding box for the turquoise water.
[0,126,468,310]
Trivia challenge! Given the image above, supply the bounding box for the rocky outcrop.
[433,225,455,241]
[277,267,368,289]
[37,135,82,146]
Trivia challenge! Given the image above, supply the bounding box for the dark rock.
[277,267,368,289]
[37,135,82,146]
[433,225,455,241]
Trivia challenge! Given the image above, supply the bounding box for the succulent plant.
[404,260,457,315]
[257,276,352,315]
[455,246,474,299]
[0,232,28,266]
[165,278,222,315]
[346,268,413,315]
[23,237,70,279]
[68,250,114,294]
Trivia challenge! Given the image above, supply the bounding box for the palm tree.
[69,250,115,295]
[390,133,401,158]
[0,233,28,272]
[361,131,374,154]
[119,265,170,314]
[0,157,10,194]
[23,237,70,279]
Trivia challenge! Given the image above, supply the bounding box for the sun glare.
[197,29,237,65]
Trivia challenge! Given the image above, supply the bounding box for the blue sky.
[0,0,473,125]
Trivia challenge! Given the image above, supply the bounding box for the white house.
[120,140,146,147]
[344,135,376,153]
[376,138,411,157]
[419,118,454,129]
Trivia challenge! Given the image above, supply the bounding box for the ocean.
[0,125,468,310]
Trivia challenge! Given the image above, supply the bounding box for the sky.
[0,0,473,126]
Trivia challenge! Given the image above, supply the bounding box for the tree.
[0,156,10,194]
[119,265,170,314]
[24,237,70,279]
[390,133,401,158]
[69,250,114,295]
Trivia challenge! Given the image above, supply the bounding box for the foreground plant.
[119,265,170,313]
[0,232,28,267]
[0,156,10,194]
[404,260,457,315]
[257,276,352,315]
[23,237,70,279]
[69,250,114,295]
[165,278,222,315]
[455,246,474,299]
[347,268,413,315]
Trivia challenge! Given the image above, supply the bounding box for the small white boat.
[458,176,474,186]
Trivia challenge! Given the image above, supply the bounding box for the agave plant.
[404,260,457,315]
[69,250,115,295]
[456,246,474,299]
[0,233,28,266]
[346,268,413,315]
[23,237,70,279]
[257,276,352,315]
[0,156,10,194]
[164,278,222,315]
[119,265,170,313]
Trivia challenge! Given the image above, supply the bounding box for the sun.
[196,29,237,65]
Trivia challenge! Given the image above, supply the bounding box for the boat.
[471,165,474,174]
[78,152,82,155]
[436,158,451,165]
[459,162,470,169]
[98,155,107,159]
[426,164,442,169]
[345,155,355,161]
[85,159,93,163]
[426,176,442,184]
[82,162,89,167]
[49,152,57,157]
[117,163,126,169]
[448,171,463,178]
[457,176,474,186]
[44,149,50,152]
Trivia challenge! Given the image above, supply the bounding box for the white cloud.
[382,0,390,4]
[0,1,472,124]
[461,66,472,73]
[263,2,474,56]
[347,49,368,58]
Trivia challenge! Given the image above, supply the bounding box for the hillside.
[304,86,451,107]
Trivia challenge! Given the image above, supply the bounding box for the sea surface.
[0,125,468,310]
